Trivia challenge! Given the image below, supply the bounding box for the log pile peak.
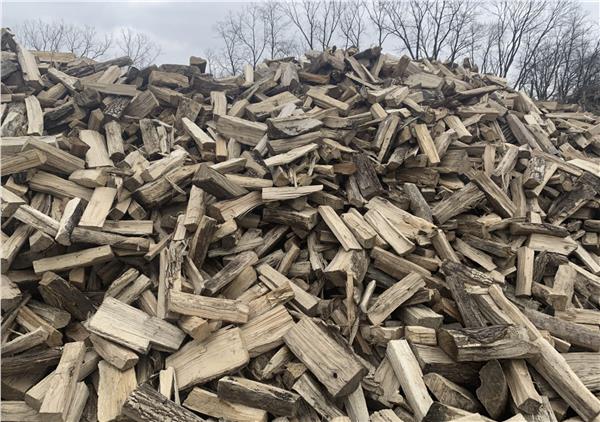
[2,27,600,422]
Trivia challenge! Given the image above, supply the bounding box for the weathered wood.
[89,334,139,370]
[87,297,185,354]
[291,373,344,419]
[97,361,137,422]
[168,290,249,323]
[503,359,543,414]
[476,360,508,419]
[183,387,267,422]
[217,376,301,416]
[121,383,201,422]
[386,339,433,421]
[33,245,114,274]
[38,272,95,321]
[283,317,367,398]
[39,341,86,422]
[3,34,600,422]
[166,327,250,390]
[438,325,540,362]
[423,373,481,413]
[202,251,258,295]
[367,272,425,325]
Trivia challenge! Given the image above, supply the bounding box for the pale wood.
[183,387,267,422]
[24,96,43,135]
[89,333,139,370]
[240,305,294,357]
[386,339,433,421]
[165,327,250,390]
[39,341,86,422]
[318,205,362,251]
[55,198,85,246]
[217,376,301,416]
[168,290,249,323]
[78,187,117,228]
[414,123,440,164]
[97,360,137,422]
[79,129,113,168]
[33,245,114,274]
[503,359,542,414]
[87,297,185,353]
[367,272,425,325]
[283,317,367,398]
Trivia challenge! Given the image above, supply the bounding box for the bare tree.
[316,0,343,50]
[339,0,368,49]
[445,1,480,63]
[260,1,296,59]
[479,0,565,79]
[16,19,111,60]
[116,28,161,67]
[282,0,320,50]
[384,0,479,62]
[17,19,66,52]
[235,6,268,69]
[517,4,600,110]
[282,0,341,51]
[212,14,244,76]
[63,24,112,60]
[365,0,391,48]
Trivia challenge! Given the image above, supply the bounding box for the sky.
[2,0,600,66]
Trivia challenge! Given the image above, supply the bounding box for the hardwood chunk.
[438,325,540,362]
[122,383,202,422]
[386,339,433,421]
[89,334,139,370]
[217,376,301,416]
[97,362,137,422]
[423,373,481,413]
[503,359,543,414]
[33,245,114,274]
[168,290,249,323]
[283,317,367,398]
[183,387,267,422]
[38,272,95,321]
[165,328,250,390]
[87,297,185,354]
[318,205,361,251]
[39,341,86,422]
[367,272,425,325]
[476,360,508,419]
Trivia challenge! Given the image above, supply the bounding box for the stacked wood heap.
[3,26,600,422]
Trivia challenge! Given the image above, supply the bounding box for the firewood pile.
[2,26,600,422]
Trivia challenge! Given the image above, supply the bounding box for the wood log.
[122,383,202,422]
[439,325,540,362]
[166,327,250,390]
[217,376,301,416]
[87,297,185,353]
[283,317,367,398]
[183,387,267,422]
[39,341,86,422]
[475,360,508,419]
[386,339,433,421]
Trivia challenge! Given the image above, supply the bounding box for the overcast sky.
[2,0,600,65]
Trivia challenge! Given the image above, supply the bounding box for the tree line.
[13,1,600,110]
[15,20,161,68]
[208,0,599,110]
